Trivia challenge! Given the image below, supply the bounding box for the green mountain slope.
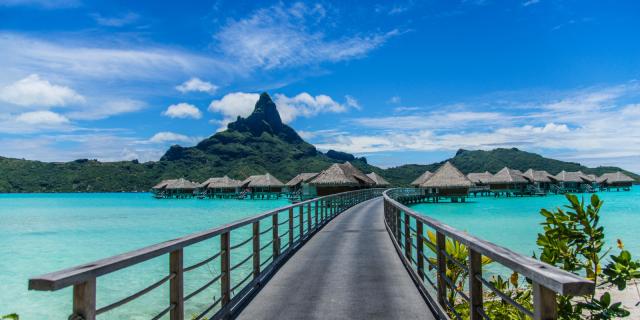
[0,93,636,192]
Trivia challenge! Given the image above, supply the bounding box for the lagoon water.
[410,186,640,259]
[0,193,288,319]
[1,188,637,319]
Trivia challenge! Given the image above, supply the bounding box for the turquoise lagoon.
[410,186,640,259]
[0,193,289,319]
[1,188,637,319]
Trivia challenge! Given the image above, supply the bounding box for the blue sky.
[1,0,639,172]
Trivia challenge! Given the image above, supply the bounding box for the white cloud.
[388,96,401,104]
[345,95,361,110]
[176,77,218,94]
[207,92,359,128]
[354,111,508,131]
[0,74,84,108]
[274,92,359,123]
[314,84,640,172]
[91,12,139,27]
[208,92,260,127]
[66,99,145,120]
[162,103,202,119]
[148,131,197,144]
[0,33,226,82]
[522,0,540,6]
[15,110,69,125]
[214,3,398,70]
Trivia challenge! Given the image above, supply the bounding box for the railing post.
[314,200,319,229]
[404,214,412,260]
[272,213,280,258]
[299,205,304,239]
[395,208,401,241]
[72,278,96,320]
[416,221,425,280]
[220,232,230,307]
[252,222,260,279]
[170,249,184,320]
[288,208,294,246]
[307,202,312,232]
[436,231,447,307]
[468,249,483,320]
[533,282,558,320]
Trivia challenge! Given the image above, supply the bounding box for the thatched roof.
[310,162,375,186]
[598,171,634,184]
[422,162,473,188]
[286,173,319,186]
[467,171,493,184]
[489,167,528,184]
[152,179,176,190]
[522,169,552,183]
[552,170,592,183]
[198,176,242,189]
[165,178,199,190]
[242,173,285,188]
[411,171,433,186]
[366,172,390,186]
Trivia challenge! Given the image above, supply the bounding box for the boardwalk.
[237,198,436,320]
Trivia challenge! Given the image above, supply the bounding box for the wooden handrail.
[383,188,595,320]
[29,188,385,320]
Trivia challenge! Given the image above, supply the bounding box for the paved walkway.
[237,197,436,320]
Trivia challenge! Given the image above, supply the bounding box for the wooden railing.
[29,188,385,320]
[383,188,594,320]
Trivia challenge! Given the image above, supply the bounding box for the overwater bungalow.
[466,171,493,196]
[488,167,528,196]
[467,171,493,184]
[598,171,634,191]
[152,178,198,199]
[521,169,553,194]
[411,171,433,187]
[366,172,391,187]
[285,172,319,200]
[197,176,242,198]
[309,162,375,196]
[421,162,473,201]
[241,173,285,199]
[551,171,595,193]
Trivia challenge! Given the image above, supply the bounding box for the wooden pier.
[29,188,594,320]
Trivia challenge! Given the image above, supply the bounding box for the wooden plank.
[72,278,96,320]
[533,282,557,320]
[220,232,230,306]
[170,249,184,320]
[436,231,447,307]
[468,249,483,320]
[252,222,260,278]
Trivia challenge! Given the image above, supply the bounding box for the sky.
[0,0,639,172]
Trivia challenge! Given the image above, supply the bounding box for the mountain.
[0,93,636,192]
[0,93,375,192]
